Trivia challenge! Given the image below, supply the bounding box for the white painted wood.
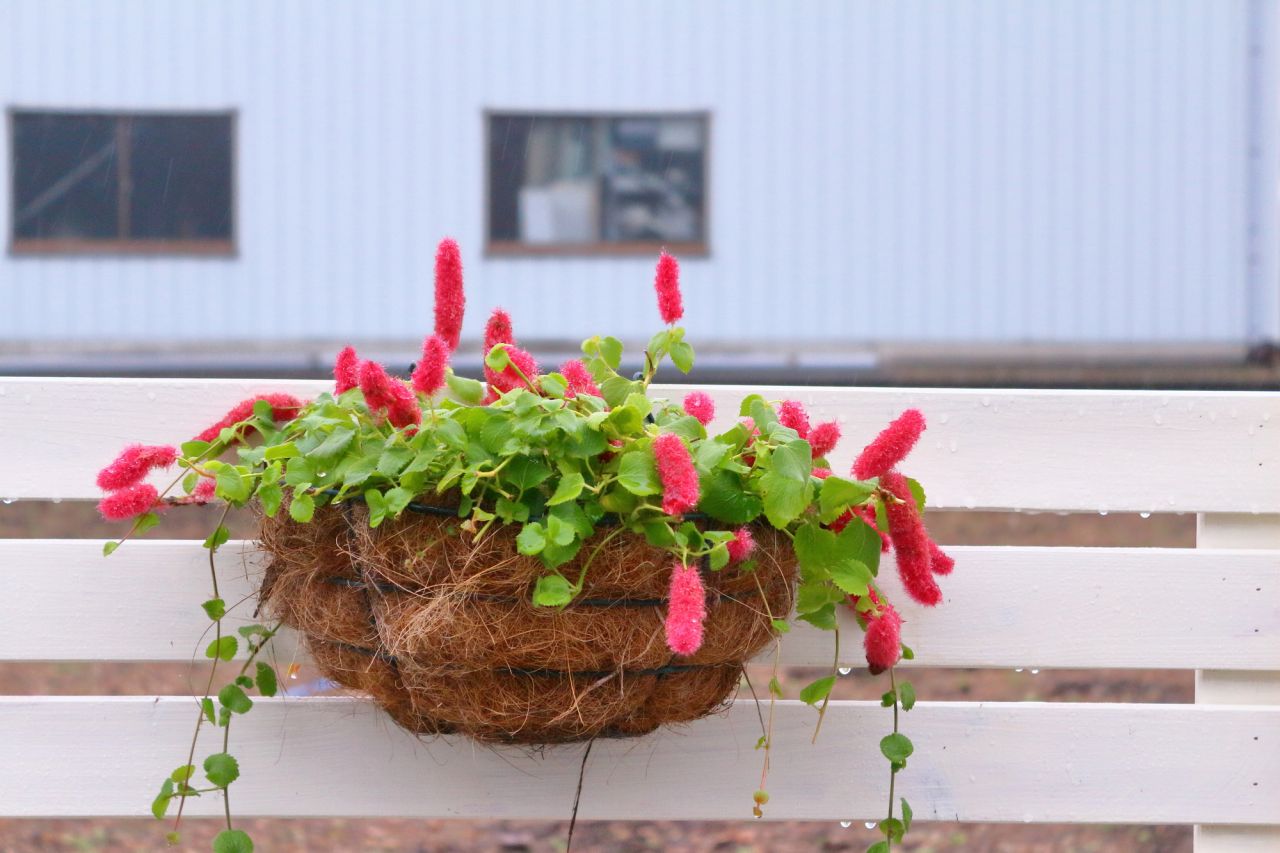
[1195,512,1280,852]
[0,696,1275,824]
[6,539,1278,671]
[2,377,1277,512]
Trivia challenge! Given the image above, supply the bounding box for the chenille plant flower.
[100,238,950,853]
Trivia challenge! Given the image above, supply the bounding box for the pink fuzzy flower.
[778,400,811,438]
[853,409,926,480]
[192,478,217,503]
[411,334,450,396]
[880,470,942,606]
[560,359,602,398]
[929,539,955,575]
[863,601,903,674]
[654,251,683,325]
[653,433,700,516]
[665,560,706,655]
[726,527,756,564]
[333,346,360,395]
[484,307,514,352]
[96,444,177,492]
[682,391,715,425]
[487,345,541,395]
[98,483,159,521]
[193,394,304,444]
[359,361,421,428]
[433,237,466,352]
[808,421,841,459]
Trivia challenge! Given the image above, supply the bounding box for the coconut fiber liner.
[257,503,797,744]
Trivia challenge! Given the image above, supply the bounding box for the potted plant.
[99,239,954,853]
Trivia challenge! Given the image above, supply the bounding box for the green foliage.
[213,830,254,853]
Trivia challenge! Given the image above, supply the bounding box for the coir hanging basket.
[257,503,798,744]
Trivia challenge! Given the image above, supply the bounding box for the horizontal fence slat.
[0,696,1275,824]
[0,378,1276,512]
[4,539,1277,670]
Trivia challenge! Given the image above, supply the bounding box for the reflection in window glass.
[10,110,234,252]
[488,113,707,250]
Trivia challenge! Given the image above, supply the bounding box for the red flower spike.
[433,237,466,352]
[880,470,942,606]
[665,560,706,655]
[778,400,811,439]
[928,539,955,575]
[488,345,541,395]
[726,527,756,564]
[863,602,903,674]
[560,359,602,398]
[193,394,304,444]
[98,483,160,521]
[853,408,926,481]
[483,307,514,353]
[359,361,421,429]
[654,251,683,325]
[411,334,450,396]
[333,346,360,395]
[811,467,832,480]
[192,478,217,503]
[96,444,177,492]
[653,433,700,517]
[682,391,715,426]
[808,420,841,459]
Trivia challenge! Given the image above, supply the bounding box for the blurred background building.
[2,0,1278,386]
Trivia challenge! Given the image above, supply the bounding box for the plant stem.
[810,624,839,744]
[884,666,900,851]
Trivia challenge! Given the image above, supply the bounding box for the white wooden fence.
[0,378,1277,851]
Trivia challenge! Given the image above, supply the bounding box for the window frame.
[483,109,711,258]
[7,107,238,258]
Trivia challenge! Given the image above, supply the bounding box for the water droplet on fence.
[940,413,951,424]
[1153,412,1163,425]
[1210,411,1219,422]
[50,497,62,504]
[1,498,16,505]
[1231,408,1240,419]
[1139,511,1151,519]
[837,666,852,676]
[1014,667,1024,673]
[1160,397,1170,407]
[864,821,878,830]
[147,391,157,401]
[949,439,958,453]
[1264,412,1273,422]
[965,496,976,509]
[1098,510,1109,517]
[839,820,852,828]
[981,397,991,407]
[1030,669,1040,675]
[1248,425,1256,436]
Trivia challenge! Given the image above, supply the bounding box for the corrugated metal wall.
[1,0,1273,347]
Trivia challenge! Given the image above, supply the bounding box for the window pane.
[128,115,233,240]
[489,115,600,244]
[603,117,705,243]
[488,113,707,249]
[11,113,120,240]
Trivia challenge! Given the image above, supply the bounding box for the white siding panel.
[0,1,1268,345]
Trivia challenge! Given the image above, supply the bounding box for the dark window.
[10,110,234,255]
[487,112,708,255]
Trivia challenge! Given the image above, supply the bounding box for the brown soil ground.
[0,502,1196,852]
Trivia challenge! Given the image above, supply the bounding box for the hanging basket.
[257,503,798,744]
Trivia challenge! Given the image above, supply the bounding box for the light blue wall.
[1,0,1274,347]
